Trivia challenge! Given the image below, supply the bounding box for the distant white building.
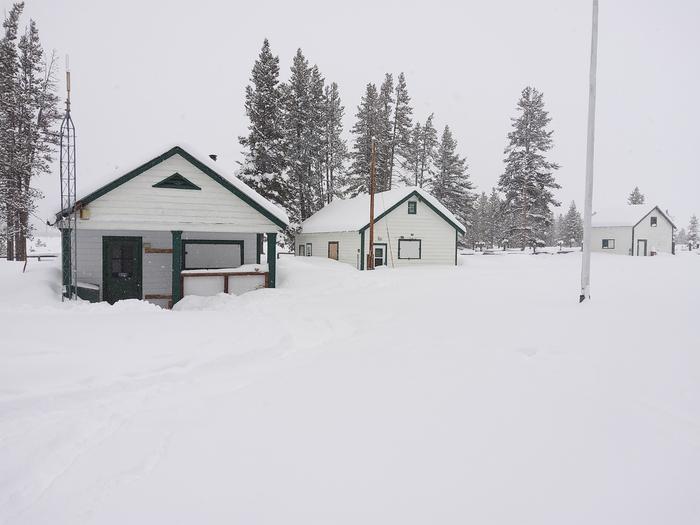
[295,187,466,269]
[591,205,676,256]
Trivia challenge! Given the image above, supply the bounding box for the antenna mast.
[59,56,77,300]
[367,137,376,270]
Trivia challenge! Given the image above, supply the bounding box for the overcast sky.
[11,0,699,230]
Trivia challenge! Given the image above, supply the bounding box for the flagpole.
[580,0,599,302]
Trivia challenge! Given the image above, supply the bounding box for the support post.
[171,231,183,304]
[267,233,277,288]
[61,228,71,298]
[360,230,365,270]
[256,233,264,264]
[367,138,376,270]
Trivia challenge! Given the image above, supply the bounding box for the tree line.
[0,2,59,260]
[239,40,566,249]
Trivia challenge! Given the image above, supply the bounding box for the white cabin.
[295,187,466,269]
[55,146,289,307]
[591,205,676,256]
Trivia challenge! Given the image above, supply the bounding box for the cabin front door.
[374,244,387,266]
[636,239,648,256]
[103,236,143,304]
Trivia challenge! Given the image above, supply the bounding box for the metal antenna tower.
[59,56,77,300]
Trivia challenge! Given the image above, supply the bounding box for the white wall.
[294,231,361,269]
[76,153,281,233]
[74,229,257,306]
[365,196,457,267]
[591,226,633,255]
[633,210,674,255]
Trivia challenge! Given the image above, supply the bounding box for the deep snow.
[1,251,699,524]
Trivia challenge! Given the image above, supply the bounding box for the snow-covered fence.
[181,266,268,298]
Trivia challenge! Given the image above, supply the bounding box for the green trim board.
[56,146,288,229]
[181,239,245,270]
[455,229,458,266]
[360,230,365,270]
[256,233,264,264]
[171,231,183,303]
[152,173,201,190]
[267,233,277,288]
[102,236,143,304]
[358,190,466,234]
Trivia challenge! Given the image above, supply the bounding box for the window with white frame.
[602,239,615,249]
[398,238,421,259]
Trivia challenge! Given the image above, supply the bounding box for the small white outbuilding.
[591,204,676,256]
[295,187,466,269]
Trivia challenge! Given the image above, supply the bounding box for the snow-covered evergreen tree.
[561,201,583,246]
[345,82,379,197]
[676,227,687,245]
[410,114,438,188]
[468,192,489,248]
[430,125,475,246]
[627,186,645,205]
[388,72,413,189]
[688,214,699,249]
[497,86,560,249]
[238,39,287,207]
[321,82,346,203]
[486,188,503,248]
[375,74,394,192]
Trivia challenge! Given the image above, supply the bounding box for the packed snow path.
[1,252,698,524]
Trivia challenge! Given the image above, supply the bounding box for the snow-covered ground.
[1,251,699,524]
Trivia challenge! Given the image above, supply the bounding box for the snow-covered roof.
[300,187,466,234]
[56,143,289,226]
[592,204,675,228]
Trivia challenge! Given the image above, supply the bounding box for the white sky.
[11,0,699,230]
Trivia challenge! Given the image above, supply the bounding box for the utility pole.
[60,56,78,301]
[580,0,598,303]
[367,137,376,270]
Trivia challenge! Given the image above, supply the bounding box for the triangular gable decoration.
[152,173,201,190]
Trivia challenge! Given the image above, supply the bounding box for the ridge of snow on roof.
[592,204,674,228]
[300,187,465,234]
[59,143,289,225]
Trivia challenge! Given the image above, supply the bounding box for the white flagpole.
[580,0,599,303]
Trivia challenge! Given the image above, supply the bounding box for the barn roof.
[55,144,289,228]
[592,204,676,228]
[300,187,466,234]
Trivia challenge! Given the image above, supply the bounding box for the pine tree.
[562,201,583,246]
[498,86,560,250]
[486,188,503,248]
[413,114,438,188]
[553,213,564,246]
[430,125,475,246]
[321,82,346,203]
[402,121,422,187]
[345,82,379,197]
[627,186,645,205]
[238,39,287,207]
[375,74,394,192]
[388,72,413,189]
[676,228,687,245]
[469,192,489,248]
[688,214,699,249]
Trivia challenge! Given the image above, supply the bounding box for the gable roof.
[300,187,466,234]
[55,145,289,228]
[592,204,676,229]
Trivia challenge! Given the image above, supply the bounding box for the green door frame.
[102,236,143,303]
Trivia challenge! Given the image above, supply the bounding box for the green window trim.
[398,238,422,260]
[408,201,417,214]
[181,239,245,270]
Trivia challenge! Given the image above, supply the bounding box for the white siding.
[294,231,362,268]
[74,229,257,306]
[77,154,281,233]
[365,197,457,267]
[591,226,633,255]
[633,210,674,255]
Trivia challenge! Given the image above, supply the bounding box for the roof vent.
[209,154,217,162]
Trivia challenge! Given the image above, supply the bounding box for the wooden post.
[367,137,376,270]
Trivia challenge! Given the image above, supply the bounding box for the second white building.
[295,187,466,269]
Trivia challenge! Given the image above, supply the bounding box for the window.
[408,201,417,214]
[650,216,658,227]
[602,239,615,249]
[306,243,312,256]
[298,244,305,256]
[183,241,243,269]
[152,173,201,190]
[328,241,339,260]
[398,238,421,259]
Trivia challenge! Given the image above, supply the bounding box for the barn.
[591,204,676,256]
[55,146,288,307]
[295,187,466,269]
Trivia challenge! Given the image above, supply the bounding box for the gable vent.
[152,173,201,190]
